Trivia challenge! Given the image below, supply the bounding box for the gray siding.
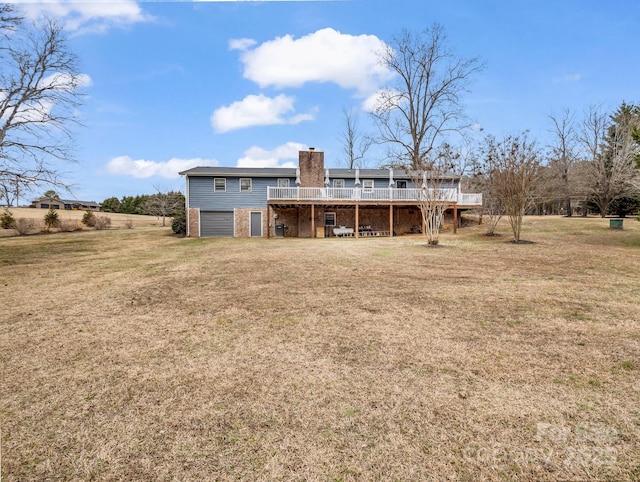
[330,178,458,190]
[188,176,294,211]
[187,175,458,210]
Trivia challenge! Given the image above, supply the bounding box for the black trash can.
[275,224,286,237]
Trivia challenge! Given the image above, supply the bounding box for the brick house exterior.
[179,149,482,238]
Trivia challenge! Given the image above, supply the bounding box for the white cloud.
[362,89,388,113]
[40,72,93,91]
[236,142,306,168]
[211,93,315,133]
[554,73,582,83]
[12,0,151,34]
[235,28,392,97]
[229,38,257,51]
[105,156,218,179]
[1,73,92,124]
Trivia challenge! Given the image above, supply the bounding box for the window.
[277,178,290,188]
[396,180,407,189]
[333,179,345,188]
[240,178,252,192]
[363,179,374,192]
[214,178,226,192]
[324,212,336,226]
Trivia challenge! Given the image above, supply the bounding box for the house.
[31,197,100,211]
[179,148,482,238]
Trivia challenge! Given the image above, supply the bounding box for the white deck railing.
[267,187,482,206]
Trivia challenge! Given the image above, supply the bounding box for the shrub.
[1,209,15,229]
[93,215,111,230]
[59,220,83,232]
[82,209,96,227]
[124,219,134,229]
[44,208,60,230]
[172,211,186,236]
[13,218,36,235]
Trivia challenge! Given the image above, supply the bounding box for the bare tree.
[469,165,504,236]
[143,186,185,227]
[0,172,27,206]
[339,107,372,169]
[547,110,580,216]
[571,105,608,216]
[1,4,20,38]
[579,105,608,164]
[479,133,541,243]
[371,24,483,169]
[411,155,461,245]
[1,5,86,202]
[581,103,640,216]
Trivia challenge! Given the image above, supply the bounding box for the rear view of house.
[180,149,482,238]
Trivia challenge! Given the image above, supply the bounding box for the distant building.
[31,197,100,211]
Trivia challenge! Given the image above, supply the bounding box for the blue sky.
[10,0,640,202]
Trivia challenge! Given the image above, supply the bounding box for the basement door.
[250,211,262,237]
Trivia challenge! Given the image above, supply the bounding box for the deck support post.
[453,205,458,234]
[389,205,393,237]
[267,204,271,238]
[311,204,315,238]
[355,204,359,239]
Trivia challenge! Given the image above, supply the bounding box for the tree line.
[100,191,185,227]
[337,25,640,243]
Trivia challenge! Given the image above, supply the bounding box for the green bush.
[1,209,15,229]
[172,211,186,236]
[82,209,96,227]
[44,208,60,230]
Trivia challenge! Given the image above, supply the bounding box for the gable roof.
[32,197,99,206]
[180,166,460,180]
[179,167,297,177]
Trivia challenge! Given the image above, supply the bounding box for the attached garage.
[200,211,234,237]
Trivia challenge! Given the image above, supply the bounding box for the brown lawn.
[1,208,167,238]
[1,215,639,481]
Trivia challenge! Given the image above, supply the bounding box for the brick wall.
[235,208,268,237]
[298,149,324,187]
[272,208,299,237]
[188,208,200,237]
[271,205,458,237]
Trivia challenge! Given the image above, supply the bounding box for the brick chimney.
[298,148,324,187]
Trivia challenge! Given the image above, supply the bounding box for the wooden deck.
[267,187,482,206]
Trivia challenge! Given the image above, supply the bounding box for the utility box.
[610,219,624,229]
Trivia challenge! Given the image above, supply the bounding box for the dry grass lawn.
[1,208,166,238]
[1,215,639,481]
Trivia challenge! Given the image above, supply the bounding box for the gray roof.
[180,166,460,180]
[179,167,297,177]
[33,197,99,205]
